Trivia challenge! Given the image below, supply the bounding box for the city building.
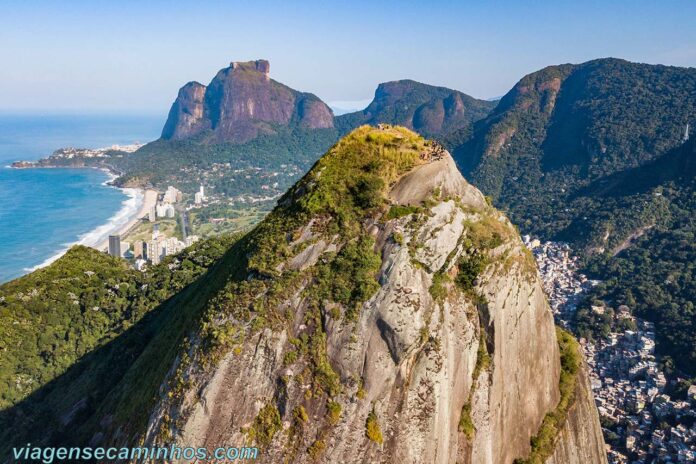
[525,236,696,463]
[156,203,175,218]
[194,185,207,205]
[133,241,144,259]
[147,239,163,265]
[108,235,121,257]
[163,186,182,204]
[120,241,131,258]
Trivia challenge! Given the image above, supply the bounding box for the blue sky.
[1,0,695,114]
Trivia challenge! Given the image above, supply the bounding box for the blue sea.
[0,114,163,283]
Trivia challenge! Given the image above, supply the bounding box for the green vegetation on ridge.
[0,234,240,453]
[516,328,582,464]
[145,125,432,446]
[452,58,696,375]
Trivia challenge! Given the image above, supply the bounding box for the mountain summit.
[0,125,605,462]
[141,125,604,463]
[161,59,334,143]
[337,80,495,138]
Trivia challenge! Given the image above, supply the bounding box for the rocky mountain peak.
[336,80,496,138]
[134,125,605,463]
[161,59,333,143]
[230,59,270,78]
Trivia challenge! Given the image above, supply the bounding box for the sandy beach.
[94,188,158,252]
[23,177,159,275]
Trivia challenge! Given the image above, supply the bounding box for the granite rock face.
[161,81,209,140]
[546,360,608,464]
[162,60,334,143]
[140,129,606,463]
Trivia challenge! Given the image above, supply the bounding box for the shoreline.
[93,187,158,252]
[24,168,158,273]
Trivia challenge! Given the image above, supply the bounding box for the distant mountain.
[24,68,492,202]
[336,80,495,138]
[162,60,334,144]
[453,58,696,240]
[450,57,696,373]
[98,60,341,202]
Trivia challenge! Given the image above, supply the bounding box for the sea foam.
[24,183,143,272]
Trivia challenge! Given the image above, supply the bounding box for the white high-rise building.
[156,203,167,217]
[147,239,163,265]
[161,237,185,256]
[120,241,131,258]
[163,186,182,204]
[156,203,176,218]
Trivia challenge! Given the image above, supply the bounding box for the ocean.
[0,114,163,283]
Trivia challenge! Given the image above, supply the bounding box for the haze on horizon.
[1,0,696,115]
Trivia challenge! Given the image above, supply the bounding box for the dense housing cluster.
[529,238,696,463]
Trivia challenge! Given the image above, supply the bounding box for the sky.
[1,0,696,115]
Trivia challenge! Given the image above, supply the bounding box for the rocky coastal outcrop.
[161,60,334,143]
[130,125,606,463]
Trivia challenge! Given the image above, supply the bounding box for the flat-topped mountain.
[162,59,334,143]
[337,80,495,138]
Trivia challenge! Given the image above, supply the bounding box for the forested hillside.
[336,79,495,138]
[0,235,238,451]
[451,58,696,374]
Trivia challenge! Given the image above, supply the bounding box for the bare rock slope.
[134,126,605,463]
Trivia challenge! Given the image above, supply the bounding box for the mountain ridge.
[336,79,495,138]
[449,57,696,377]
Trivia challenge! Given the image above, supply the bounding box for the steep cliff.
[546,359,607,464]
[161,60,334,143]
[0,125,606,462]
[114,125,604,463]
